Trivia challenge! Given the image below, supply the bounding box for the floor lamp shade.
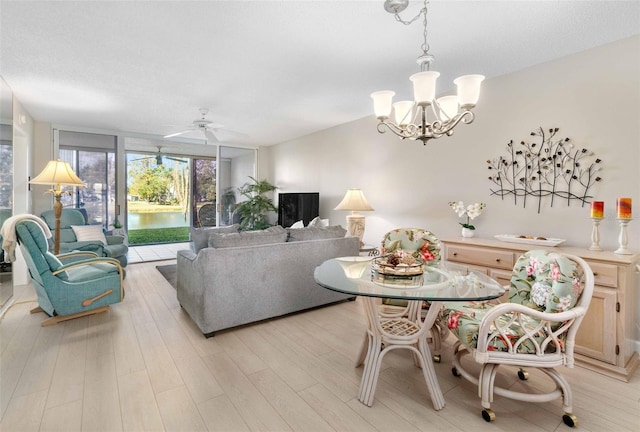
[334,189,374,247]
[30,160,85,254]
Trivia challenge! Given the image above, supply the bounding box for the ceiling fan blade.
[130,156,153,162]
[164,128,195,139]
[204,129,219,144]
[166,156,188,163]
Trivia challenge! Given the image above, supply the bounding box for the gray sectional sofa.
[177,225,360,336]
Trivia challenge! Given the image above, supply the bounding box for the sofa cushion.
[290,220,304,228]
[208,225,287,248]
[286,225,346,242]
[191,224,240,253]
[71,225,107,245]
[307,216,329,227]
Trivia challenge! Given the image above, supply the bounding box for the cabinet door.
[575,286,617,364]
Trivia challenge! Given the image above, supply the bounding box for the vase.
[461,227,475,238]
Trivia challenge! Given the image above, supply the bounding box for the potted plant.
[235,177,277,231]
[111,218,123,229]
[449,201,486,238]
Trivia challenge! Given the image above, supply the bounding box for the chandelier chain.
[392,0,426,26]
[392,1,431,71]
[421,0,429,56]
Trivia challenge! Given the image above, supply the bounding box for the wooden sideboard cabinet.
[441,237,640,382]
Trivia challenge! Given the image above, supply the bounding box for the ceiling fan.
[130,147,187,166]
[164,108,227,143]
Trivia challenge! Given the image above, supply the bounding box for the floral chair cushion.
[440,250,584,354]
[381,228,441,265]
[509,250,584,312]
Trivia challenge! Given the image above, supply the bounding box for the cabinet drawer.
[587,262,618,287]
[446,245,514,270]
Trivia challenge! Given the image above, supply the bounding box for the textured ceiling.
[1,1,639,148]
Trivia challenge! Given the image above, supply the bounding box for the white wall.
[267,35,640,349]
[268,35,640,252]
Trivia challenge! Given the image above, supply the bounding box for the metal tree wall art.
[487,127,602,213]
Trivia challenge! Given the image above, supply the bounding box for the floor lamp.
[335,189,374,247]
[30,160,85,255]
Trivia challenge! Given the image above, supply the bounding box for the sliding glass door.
[125,151,190,244]
[192,158,217,228]
[122,140,256,243]
[59,148,116,228]
[216,146,257,227]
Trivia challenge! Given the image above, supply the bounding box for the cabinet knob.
[453,252,458,256]
[496,258,501,262]
[593,272,599,277]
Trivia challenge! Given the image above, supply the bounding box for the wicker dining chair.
[441,250,594,427]
[356,227,446,365]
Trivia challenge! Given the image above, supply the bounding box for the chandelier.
[371,0,484,145]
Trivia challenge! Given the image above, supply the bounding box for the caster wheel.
[481,409,496,422]
[452,367,461,377]
[433,354,441,363]
[562,414,578,428]
[517,369,529,380]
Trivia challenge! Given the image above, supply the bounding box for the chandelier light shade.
[334,189,374,247]
[371,0,485,145]
[30,159,85,254]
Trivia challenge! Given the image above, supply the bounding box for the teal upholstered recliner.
[16,219,125,326]
[40,208,128,267]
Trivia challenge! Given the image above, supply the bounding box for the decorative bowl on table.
[372,253,424,276]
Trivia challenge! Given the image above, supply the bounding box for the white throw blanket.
[0,214,52,262]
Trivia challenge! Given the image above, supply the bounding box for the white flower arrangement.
[449,201,486,230]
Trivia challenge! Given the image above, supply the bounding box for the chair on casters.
[440,250,594,427]
[356,228,444,366]
[15,219,125,326]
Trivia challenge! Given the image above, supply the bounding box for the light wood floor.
[1,260,639,432]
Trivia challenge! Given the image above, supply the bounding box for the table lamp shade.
[334,189,374,212]
[335,189,373,247]
[30,160,85,255]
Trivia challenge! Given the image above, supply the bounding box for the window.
[58,131,117,229]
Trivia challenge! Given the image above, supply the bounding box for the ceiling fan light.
[371,90,395,119]
[436,95,458,121]
[410,71,439,105]
[454,74,485,109]
[393,101,414,126]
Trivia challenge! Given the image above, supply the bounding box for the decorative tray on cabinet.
[494,234,566,247]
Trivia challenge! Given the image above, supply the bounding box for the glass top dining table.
[314,256,506,302]
[314,256,506,410]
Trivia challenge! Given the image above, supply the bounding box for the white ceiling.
[1,1,638,148]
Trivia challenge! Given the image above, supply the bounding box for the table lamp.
[30,160,85,254]
[334,188,374,247]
